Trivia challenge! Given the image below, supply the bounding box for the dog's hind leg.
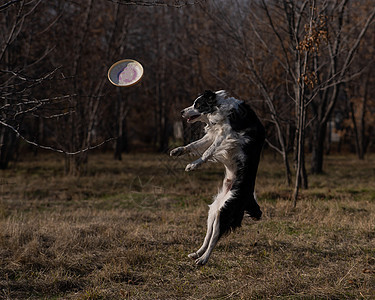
[194,211,221,265]
[188,205,216,259]
[244,191,262,220]
[189,185,231,263]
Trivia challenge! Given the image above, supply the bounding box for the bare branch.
[0,0,24,62]
[107,0,202,8]
[0,0,20,11]
[265,138,283,155]
[321,5,375,125]
[0,120,115,155]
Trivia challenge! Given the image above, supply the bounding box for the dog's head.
[181,90,218,123]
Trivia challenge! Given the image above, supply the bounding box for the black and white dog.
[170,90,265,265]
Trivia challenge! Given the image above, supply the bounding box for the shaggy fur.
[170,90,265,265]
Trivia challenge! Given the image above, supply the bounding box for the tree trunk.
[293,82,308,207]
[114,120,128,161]
[357,75,369,160]
[65,152,88,176]
[311,121,327,174]
[114,89,128,161]
[282,151,292,186]
[350,100,366,160]
[0,126,18,169]
[349,102,359,157]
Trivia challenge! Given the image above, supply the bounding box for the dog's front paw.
[185,159,203,172]
[185,163,198,172]
[170,147,185,157]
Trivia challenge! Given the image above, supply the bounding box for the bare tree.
[347,67,375,159]
[51,0,133,174]
[309,0,375,173]
[0,0,70,168]
[247,0,374,204]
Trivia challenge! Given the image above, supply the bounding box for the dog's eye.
[195,103,200,109]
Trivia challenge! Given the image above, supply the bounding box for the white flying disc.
[107,59,144,87]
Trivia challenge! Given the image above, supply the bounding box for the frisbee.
[107,59,144,87]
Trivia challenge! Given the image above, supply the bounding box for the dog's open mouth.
[187,114,200,122]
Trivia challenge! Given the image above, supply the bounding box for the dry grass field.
[0,152,374,299]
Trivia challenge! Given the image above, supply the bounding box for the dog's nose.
[180,109,185,115]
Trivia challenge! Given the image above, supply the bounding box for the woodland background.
[1,1,375,299]
[1,0,375,196]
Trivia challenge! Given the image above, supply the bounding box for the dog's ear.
[203,90,216,105]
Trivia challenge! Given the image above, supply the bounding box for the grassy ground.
[0,152,374,299]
